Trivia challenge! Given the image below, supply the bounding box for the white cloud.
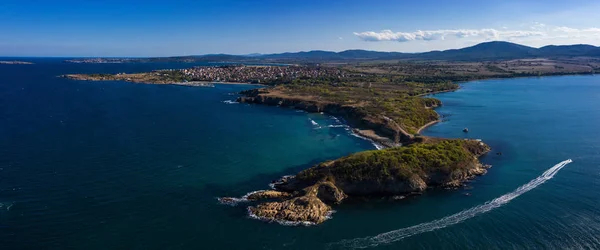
[354,25,600,44]
[552,26,600,35]
[530,22,546,30]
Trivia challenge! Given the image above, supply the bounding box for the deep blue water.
[1,60,599,249]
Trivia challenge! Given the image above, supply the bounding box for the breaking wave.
[331,159,573,249]
[269,175,295,189]
[217,190,268,206]
[308,114,382,150]
[0,202,14,211]
[222,100,239,104]
[349,131,385,150]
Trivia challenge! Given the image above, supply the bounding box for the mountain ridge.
[190,41,600,62]
[66,41,600,63]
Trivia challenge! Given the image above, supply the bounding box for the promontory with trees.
[63,41,600,225]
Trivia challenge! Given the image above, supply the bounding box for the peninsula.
[63,41,600,225]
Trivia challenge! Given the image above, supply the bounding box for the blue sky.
[1,0,600,56]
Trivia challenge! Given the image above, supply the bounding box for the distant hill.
[264,50,342,60]
[261,41,600,61]
[337,50,407,59]
[262,49,409,61]
[254,41,600,62]
[538,44,600,57]
[68,41,600,63]
[417,41,539,60]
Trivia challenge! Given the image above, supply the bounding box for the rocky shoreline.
[236,88,439,147]
[219,85,497,225]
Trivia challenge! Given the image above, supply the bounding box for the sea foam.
[0,202,14,211]
[268,175,295,190]
[327,125,348,128]
[217,190,268,206]
[331,159,573,249]
[349,131,385,150]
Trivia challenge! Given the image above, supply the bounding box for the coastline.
[416,119,440,134]
[235,90,414,148]
[411,73,600,137]
[173,81,265,86]
[450,71,598,86]
[237,90,440,148]
[62,74,264,87]
[413,73,600,137]
[349,129,388,149]
[61,65,503,226]
[416,88,458,97]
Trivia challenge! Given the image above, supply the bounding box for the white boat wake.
[330,159,573,249]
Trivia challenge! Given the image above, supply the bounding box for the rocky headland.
[221,139,490,224]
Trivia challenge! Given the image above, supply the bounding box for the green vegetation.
[157,70,192,82]
[275,81,452,133]
[298,139,481,183]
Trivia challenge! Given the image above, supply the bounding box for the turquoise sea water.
[1,59,599,249]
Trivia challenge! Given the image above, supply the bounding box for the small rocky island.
[221,139,490,224]
[0,61,34,65]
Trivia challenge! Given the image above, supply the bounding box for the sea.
[1,58,599,249]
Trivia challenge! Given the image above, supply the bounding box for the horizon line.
[1,41,598,58]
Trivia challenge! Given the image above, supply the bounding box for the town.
[180,65,350,84]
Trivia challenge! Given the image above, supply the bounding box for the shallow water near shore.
[1,59,600,249]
